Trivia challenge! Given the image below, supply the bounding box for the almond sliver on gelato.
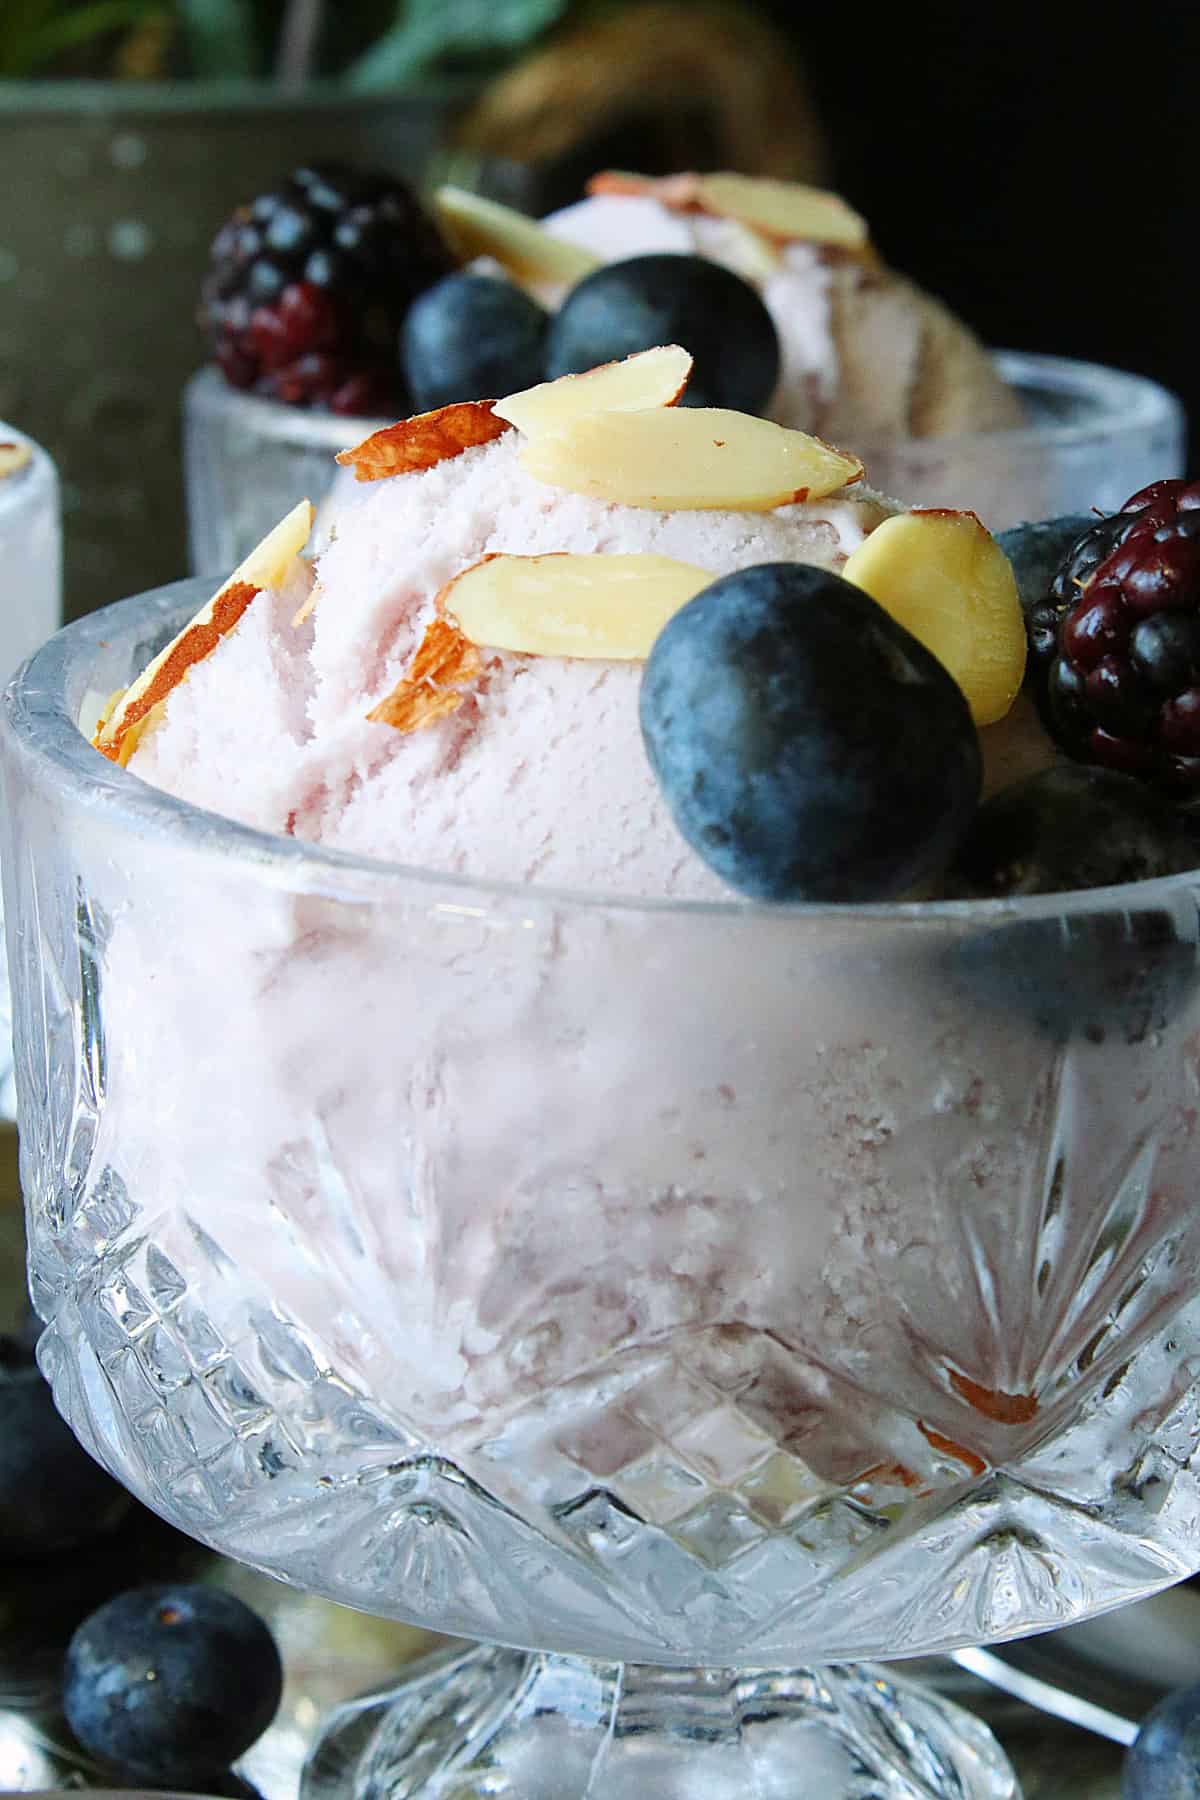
[587,169,869,251]
[95,498,314,766]
[436,551,714,661]
[336,401,512,483]
[494,345,693,436]
[0,439,33,481]
[367,615,482,733]
[521,407,864,511]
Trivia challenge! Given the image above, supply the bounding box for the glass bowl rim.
[184,366,393,450]
[888,349,1183,454]
[5,578,1200,927]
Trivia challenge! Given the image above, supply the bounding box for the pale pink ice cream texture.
[130,432,892,900]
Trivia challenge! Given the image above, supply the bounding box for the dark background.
[761,2,1195,454]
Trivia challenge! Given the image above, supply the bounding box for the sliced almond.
[841,508,1026,727]
[587,170,706,209]
[336,400,511,483]
[434,185,601,287]
[695,174,868,250]
[292,578,322,629]
[441,552,713,660]
[494,345,692,438]
[94,498,314,765]
[0,439,33,480]
[367,616,481,733]
[521,407,863,512]
[587,169,868,251]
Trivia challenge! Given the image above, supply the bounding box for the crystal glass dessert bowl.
[856,351,1186,531]
[6,582,1200,1797]
[0,425,63,1121]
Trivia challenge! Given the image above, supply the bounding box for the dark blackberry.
[202,163,456,416]
[1025,511,1148,679]
[1032,478,1200,796]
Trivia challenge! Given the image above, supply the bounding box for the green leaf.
[174,0,259,77]
[0,0,163,76]
[347,0,568,90]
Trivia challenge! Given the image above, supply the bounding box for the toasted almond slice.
[336,400,511,483]
[586,170,707,209]
[695,174,868,250]
[292,578,322,628]
[0,439,33,480]
[841,508,1026,727]
[94,498,314,765]
[434,185,601,287]
[441,552,713,660]
[367,616,482,733]
[587,169,868,251]
[521,408,863,512]
[494,346,692,437]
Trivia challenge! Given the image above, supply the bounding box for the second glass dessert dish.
[0,423,63,1122]
[6,570,1200,1796]
[185,164,1186,575]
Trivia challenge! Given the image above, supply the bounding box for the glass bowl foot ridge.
[301,1644,1020,1799]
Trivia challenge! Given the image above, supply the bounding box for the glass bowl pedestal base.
[303,1645,1018,1799]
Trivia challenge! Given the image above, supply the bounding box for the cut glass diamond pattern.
[669,1493,768,1567]
[672,1404,774,1485]
[13,847,1200,1666]
[610,1448,706,1524]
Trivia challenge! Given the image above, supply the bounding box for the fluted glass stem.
[302,1645,1020,1799]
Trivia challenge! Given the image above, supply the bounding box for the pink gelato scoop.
[533,188,1026,444]
[129,427,894,900]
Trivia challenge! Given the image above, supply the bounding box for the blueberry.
[996,513,1099,615]
[63,1582,283,1783]
[941,765,1200,1045]
[946,905,1200,1047]
[945,765,1194,898]
[546,255,780,415]
[639,563,981,902]
[401,272,548,410]
[1124,1682,1200,1797]
[0,1331,132,1557]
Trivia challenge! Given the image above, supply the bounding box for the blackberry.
[202,163,456,416]
[1031,477,1200,796]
